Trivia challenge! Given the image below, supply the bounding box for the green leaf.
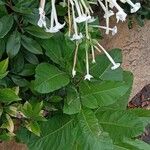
[25,26,52,39]
[26,121,41,137]
[24,51,39,65]
[0,88,21,103]
[34,63,70,93]
[114,138,150,150]
[21,35,43,54]
[1,114,14,133]
[10,52,24,73]
[17,116,76,150]
[19,64,36,76]
[11,75,29,87]
[63,87,81,115]
[0,15,14,38]
[77,108,113,150]
[107,71,133,109]
[39,33,64,64]
[96,109,144,142]
[90,49,123,81]
[0,39,5,59]
[79,76,129,109]
[6,30,21,58]
[0,58,9,79]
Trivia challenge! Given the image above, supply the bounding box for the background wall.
[101,19,150,99]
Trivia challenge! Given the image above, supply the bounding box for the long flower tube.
[84,45,93,81]
[70,0,83,41]
[37,0,47,28]
[52,0,66,30]
[72,42,79,77]
[73,0,89,23]
[91,25,117,36]
[96,41,120,70]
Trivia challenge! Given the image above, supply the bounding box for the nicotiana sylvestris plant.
[0,0,150,150]
[37,0,141,80]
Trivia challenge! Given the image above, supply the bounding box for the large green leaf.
[63,87,81,115]
[96,108,144,142]
[6,30,21,58]
[21,35,43,54]
[34,63,70,93]
[79,72,131,109]
[17,116,77,150]
[25,26,52,39]
[0,58,9,79]
[114,138,150,150]
[0,88,21,103]
[77,108,113,150]
[39,33,66,65]
[107,71,133,109]
[0,15,14,38]
[90,49,123,81]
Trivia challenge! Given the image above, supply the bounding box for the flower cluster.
[38,0,141,80]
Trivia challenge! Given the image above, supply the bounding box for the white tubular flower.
[37,0,47,28]
[96,42,120,70]
[116,11,127,22]
[97,0,114,18]
[46,9,59,33]
[72,42,79,78]
[91,25,117,36]
[120,0,141,13]
[91,45,96,63]
[84,47,93,81]
[73,0,88,23]
[52,0,66,30]
[108,0,127,22]
[70,0,83,41]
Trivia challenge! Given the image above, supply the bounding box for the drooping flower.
[91,25,118,36]
[96,41,120,70]
[37,0,47,28]
[46,0,65,33]
[84,47,93,81]
[120,0,141,13]
[108,0,127,22]
[70,0,83,41]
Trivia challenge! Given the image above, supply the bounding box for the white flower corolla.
[37,0,47,28]
[116,10,127,22]
[52,0,66,30]
[87,17,96,23]
[70,0,83,41]
[45,9,59,33]
[84,48,93,81]
[120,0,141,13]
[91,25,118,36]
[98,0,114,18]
[73,0,88,23]
[72,69,76,77]
[107,0,127,22]
[96,42,120,70]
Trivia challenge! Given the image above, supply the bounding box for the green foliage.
[0,0,149,149]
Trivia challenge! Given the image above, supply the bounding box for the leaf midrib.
[33,119,73,143]
[35,72,65,88]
